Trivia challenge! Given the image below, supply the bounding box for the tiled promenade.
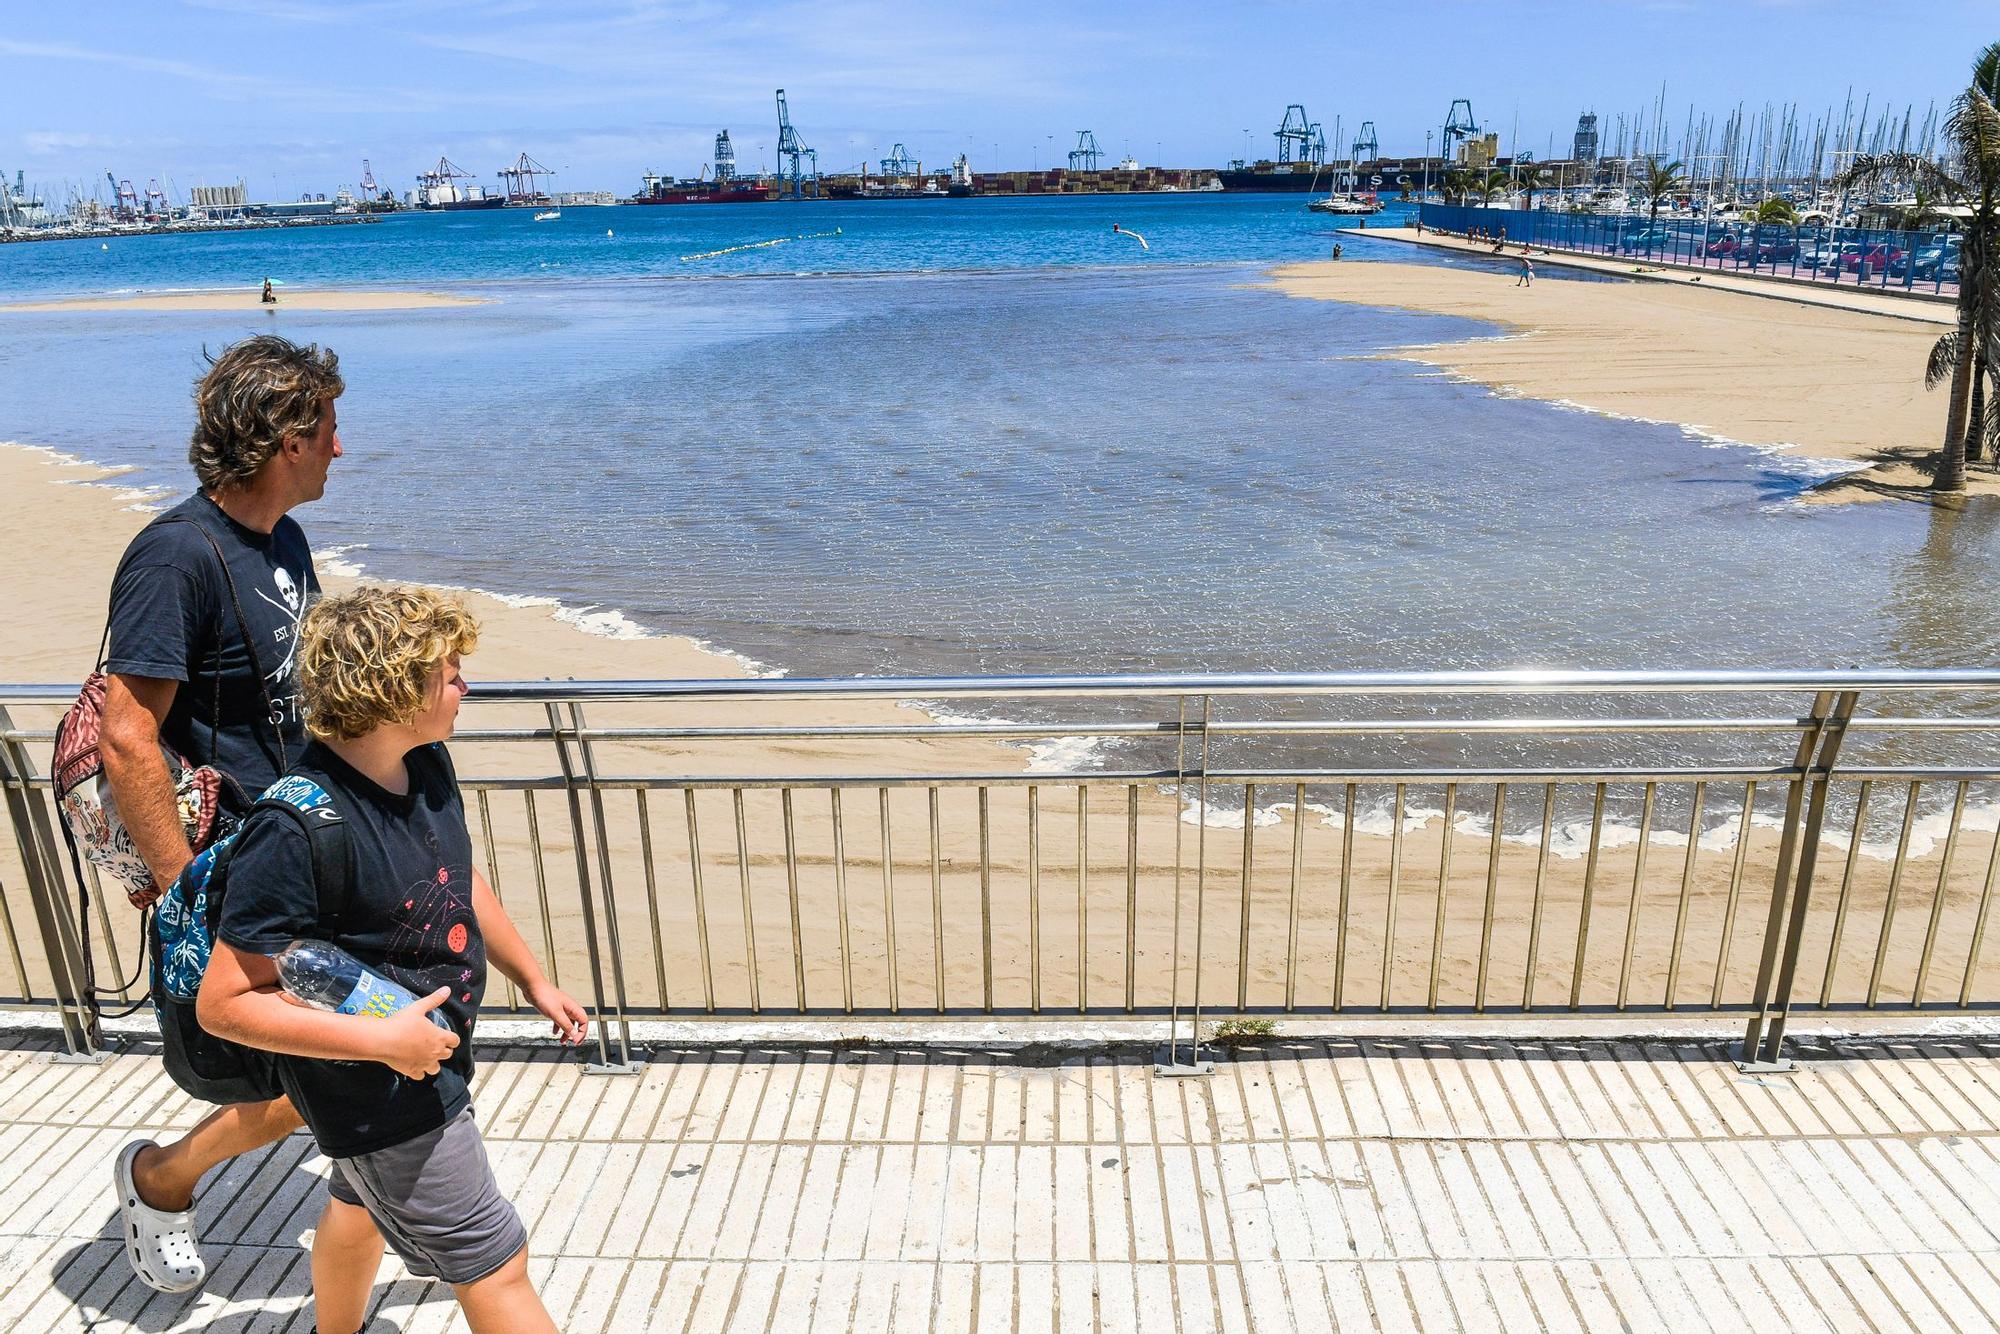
[3,1027,2000,1331]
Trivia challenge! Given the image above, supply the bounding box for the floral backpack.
[52,516,283,908]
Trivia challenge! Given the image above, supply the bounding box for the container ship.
[1219,158,1433,196]
[629,131,774,204]
[412,157,504,210]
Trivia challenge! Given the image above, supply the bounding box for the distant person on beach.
[1331,242,1344,260]
[198,586,586,1334]
[1517,255,1534,287]
[260,277,276,305]
[107,335,342,1294]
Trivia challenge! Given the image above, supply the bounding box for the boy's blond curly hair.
[298,586,479,741]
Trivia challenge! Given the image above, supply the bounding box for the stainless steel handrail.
[2,670,1996,1074]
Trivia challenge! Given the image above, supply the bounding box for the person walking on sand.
[261,277,276,305]
[107,335,342,1294]
[1517,254,1535,287]
[198,586,588,1334]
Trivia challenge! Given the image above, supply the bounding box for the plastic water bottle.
[274,939,451,1031]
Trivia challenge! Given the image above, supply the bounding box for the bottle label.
[337,971,413,1021]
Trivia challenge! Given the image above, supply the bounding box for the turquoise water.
[2,194,1418,298]
[6,194,1993,832]
[0,196,1990,684]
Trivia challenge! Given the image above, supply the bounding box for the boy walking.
[1517,254,1535,287]
[197,587,587,1334]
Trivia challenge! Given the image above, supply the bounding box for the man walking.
[105,334,343,1293]
[1517,254,1535,287]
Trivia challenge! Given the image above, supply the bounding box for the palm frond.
[1975,39,2000,103]
[1945,89,2000,193]
[1927,332,1962,389]
[1833,152,1966,201]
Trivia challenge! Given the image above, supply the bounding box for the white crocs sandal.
[115,1141,206,1294]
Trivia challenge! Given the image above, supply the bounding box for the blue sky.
[4,1,1993,201]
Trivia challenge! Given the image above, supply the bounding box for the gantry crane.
[1068,131,1102,172]
[1351,121,1379,165]
[775,89,818,198]
[497,153,555,203]
[1442,99,1480,162]
[1276,105,1316,163]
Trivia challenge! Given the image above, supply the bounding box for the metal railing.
[1418,202,1964,300]
[4,670,1999,1074]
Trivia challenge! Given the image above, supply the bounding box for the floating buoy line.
[680,227,844,263]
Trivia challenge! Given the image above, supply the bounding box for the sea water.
[3,198,1994,842]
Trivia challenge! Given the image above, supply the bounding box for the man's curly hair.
[188,335,344,490]
[298,586,479,741]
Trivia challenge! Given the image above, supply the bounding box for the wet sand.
[1269,257,2000,505]
[3,443,1991,1026]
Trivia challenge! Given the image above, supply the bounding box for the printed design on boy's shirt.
[387,862,479,1004]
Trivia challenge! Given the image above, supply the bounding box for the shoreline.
[1267,257,2000,506]
[0,287,490,313]
[2,439,1987,864]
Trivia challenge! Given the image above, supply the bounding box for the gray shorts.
[326,1108,526,1286]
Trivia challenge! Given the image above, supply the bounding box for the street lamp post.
[1423,131,1433,203]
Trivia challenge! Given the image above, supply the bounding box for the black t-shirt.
[217,741,485,1158]
[105,492,318,811]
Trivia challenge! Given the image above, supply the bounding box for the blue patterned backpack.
[152,774,353,1098]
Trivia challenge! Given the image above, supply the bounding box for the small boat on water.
[533,208,561,221]
[1309,194,1382,215]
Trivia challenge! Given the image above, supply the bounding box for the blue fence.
[1417,202,1961,298]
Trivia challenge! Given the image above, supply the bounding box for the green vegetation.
[1837,39,2000,490]
[1209,1016,1278,1045]
[1748,197,1799,224]
[1643,158,1687,231]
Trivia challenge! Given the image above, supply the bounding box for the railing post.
[545,702,639,1074]
[0,707,102,1059]
[1157,695,1213,1076]
[1736,691,1856,1072]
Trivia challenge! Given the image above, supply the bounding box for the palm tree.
[1518,166,1551,211]
[1438,168,1475,206]
[1643,159,1688,229]
[1473,169,1513,207]
[1751,197,1799,224]
[1838,40,2000,490]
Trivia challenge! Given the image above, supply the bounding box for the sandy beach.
[1270,251,2000,504]
[2,442,1992,1025]
[0,289,487,313]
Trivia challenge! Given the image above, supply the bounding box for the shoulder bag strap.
[182,519,290,773]
[205,787,353,938]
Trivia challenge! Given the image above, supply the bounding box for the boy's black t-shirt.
[106,491,318,812]
[217,740,485,1158]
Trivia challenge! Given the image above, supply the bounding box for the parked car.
[1841,242,1904,273]
[1617,227,1677,253]
[1703,231,1742,257]
[1894,236,1962,280]
[1752,233,1799,264]
[1796,242,1843,270]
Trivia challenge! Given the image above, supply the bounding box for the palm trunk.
[1935,295,1975,492]
[1970,346,1990,465]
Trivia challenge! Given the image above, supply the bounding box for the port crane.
[1276,105,1318,163]
[775,89,819,199]
[879,144,919,181]
[104,174,141,221]
[1351,121,1379,165]
[1442,99,1480,162]
[1068,131,1102,172]
[497,152,555,203]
